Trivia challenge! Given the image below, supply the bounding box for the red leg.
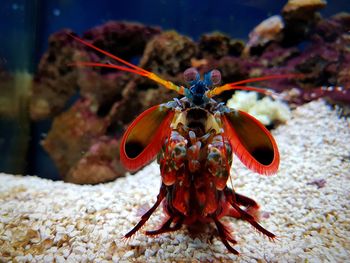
[213,218,239,255]
[146,216,184,236]
[234,192,261,220]
[234,192,259,209]
[124,184,166,238]
[224,188,275,239]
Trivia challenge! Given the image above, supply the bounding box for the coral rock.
[41,99,111,180]
[244,15,284,55]
[227,91,291,126]
[282,0,326,45]
[282,0,327,15]
[66,137,125,184]
[30,30,78,120]
[30,22,160,121]
[199,32,244,59]
[83,21,161,61]
[140,31,198,76]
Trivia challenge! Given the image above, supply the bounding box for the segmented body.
[160,99,231,220]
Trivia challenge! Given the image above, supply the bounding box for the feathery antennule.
[69,61,148,76]
[68,33,185,95]
[207,74,303,98]
[68,33,149,74]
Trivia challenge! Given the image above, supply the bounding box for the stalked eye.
[184,68,200,83]
[210,69,221,85]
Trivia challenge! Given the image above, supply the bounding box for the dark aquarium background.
[2,0,348,70]
[0,0,349,181]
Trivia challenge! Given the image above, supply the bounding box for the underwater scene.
[0,0,350,262]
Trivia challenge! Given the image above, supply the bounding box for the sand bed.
[0,100,350,262]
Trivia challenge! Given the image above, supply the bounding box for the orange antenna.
[68,33,185,95]
[206,74,303,98]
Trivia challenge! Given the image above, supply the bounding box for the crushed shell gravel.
[0,100,349,262]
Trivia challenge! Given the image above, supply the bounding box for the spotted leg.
[224,188,275,239]
[146,216,184,236]
[213,218,239,255]
[124,184,166,238]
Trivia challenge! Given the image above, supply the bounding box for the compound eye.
[184,68,200,83]
[210,69,221,85]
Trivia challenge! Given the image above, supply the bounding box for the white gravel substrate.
[0,100,350,262]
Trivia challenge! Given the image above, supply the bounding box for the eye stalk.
[209,69,221,85]
[183,67,221,105]
[204,69,221,86]
[184,68,200,84]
